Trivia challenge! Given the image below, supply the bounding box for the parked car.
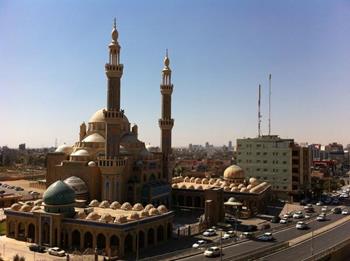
[29,244,45,253]
[321,206,328,213]
[316,201,324,206]
[204,246,221,257]
[192,240,207,248]
[240,232,255,239]
[296,221,308,230]
[293,211,304,219]
[304,204,314,213]
[48,247,66,257]
[283,212,292,219]
[222,233,231,240]
[279,218,289,224]
[316,214,326,221]
[332,207,342,214]
[256,232,274,242]
[342,209,349,215]
[203,229,216,237]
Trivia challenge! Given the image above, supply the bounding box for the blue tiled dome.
[43,180,76,206]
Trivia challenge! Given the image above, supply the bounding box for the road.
[178,212,345,261]
[262,218,350,260]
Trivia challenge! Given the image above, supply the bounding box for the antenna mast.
[268,74,271,136]
[258,84,262,137]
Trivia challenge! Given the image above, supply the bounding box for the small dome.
[89,200,99,207]
[195,178,202,184]
[157,205,168,214]
[228,197,238,202]
[187,185,195,189]
[88,161,96,167]
[172,184,179,189]
[202,178,209,184]
[238,184,244,189]
[247,184,252,190]
[249,177,259,186]
[132,203,144,211]
[64,176,88,195]
[99,213,113,223]
[129,212,140,220]
[110,201,121,209]
[10,203,21,211]
[140,210,149,217]
[121,202,132,210]
[189,177,196,183]
[223,165,244,180]
[82,133,105,143]
[43,180,76,206]
[240,187,248,193]
[224,186,230,191]
[89,108,105,123]
[75,210,87,219]
[34,199,43,206]
[86,212,100,220]
[231,187,238,192]
[20,204,32,212]
[71,149,89,157]
[55,144,73,155]
[99,200,110,208]
[31,206,41,212]
[209,178,216,185]
[180,184,187,189]
[184,177,190,182]
[148,207,160,216]
[144,204,154,212]
[114,215,127,224]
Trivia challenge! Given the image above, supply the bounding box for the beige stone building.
[236,135,311,199]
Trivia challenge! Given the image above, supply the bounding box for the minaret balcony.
[160,84,173,95]
[97,156,127,167]
[105,64,123,77]
[159,119,174,129]
[103,109,125,120]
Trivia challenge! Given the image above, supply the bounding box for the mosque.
[5,20,175,258]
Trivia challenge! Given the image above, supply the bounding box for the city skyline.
[1,0,350,148]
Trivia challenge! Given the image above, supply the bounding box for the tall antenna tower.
[54,138,58,148]
[268,74,272,136]
[258,84,262,137]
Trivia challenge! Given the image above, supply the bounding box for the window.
[256,168,261,171]
[263,160,267,164]
[256,152,261,155]
[263,152,267,155]
[257,160,261,163]
[283,161,287,164]
[263,168,267,172]
[283,169,287,173]
[256,144,261,148]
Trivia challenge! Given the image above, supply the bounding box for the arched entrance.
[167,223,172,239]
[61,230,68,248]
[72,230,80,250]
[84,232,93,249]
[110,235,119,256]
[138,230,145,249]
[124,234,133,254]
[147,228,154,246]
[28,223,35,242]
[97,233,106,250]
[42,222,50,245]
[18,223,25,239]
[157,225,164,242]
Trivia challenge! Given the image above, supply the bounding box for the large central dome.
[89,108,129,123]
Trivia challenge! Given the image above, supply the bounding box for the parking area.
[0,180,45,201]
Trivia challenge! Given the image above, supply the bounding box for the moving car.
[342,209,349,215]
[203,229,216,237]
[316,214,326,221]
[222,233,231,240]
[192,240,206,248]
[204,246,221,257]
[296,221,308,230]
[28,244,45,253]
[48,247,66,257]
[304,204,314,213]
[256,232,274,242]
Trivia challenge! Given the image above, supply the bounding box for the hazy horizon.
[1,0,350,148]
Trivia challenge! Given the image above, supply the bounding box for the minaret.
[104,18,124,157]
[159,50,174,180]
[79,122,86,141]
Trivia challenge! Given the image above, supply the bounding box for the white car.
[293,212,304,219]
[203,228,216,237]
[192,240,206,248]
[296,221,308,230]
[279,218,289,224]
[222,233,231,240]
[48,247,66,257]
[321,206,328,212]
[204,246,221,257]
[342,209,349,215]
[316,201,323,206]
[316,214,326,221]
[283,212,292,218]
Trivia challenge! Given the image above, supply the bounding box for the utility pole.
[268,74,272,136]
[258,84,262,137]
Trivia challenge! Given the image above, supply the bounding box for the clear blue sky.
[1,0,350,148]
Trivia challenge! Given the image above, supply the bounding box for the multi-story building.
[236,135,311,199]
